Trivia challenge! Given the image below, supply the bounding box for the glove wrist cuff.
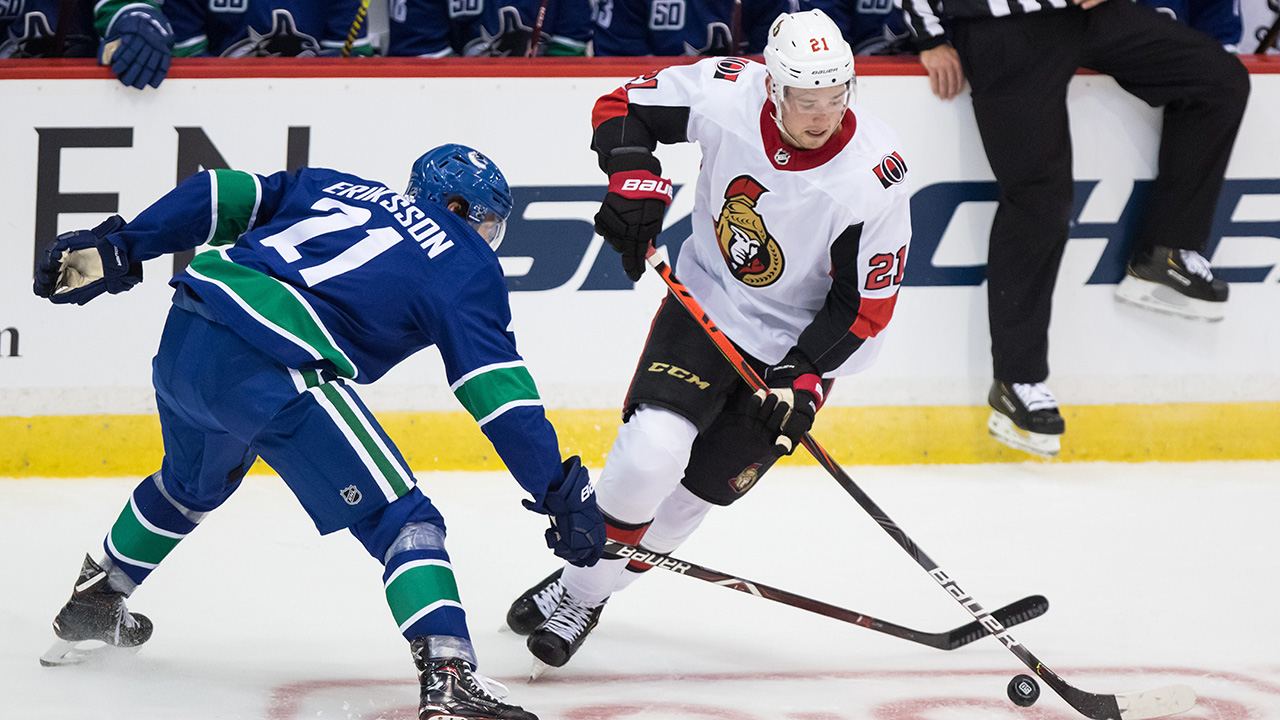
[607,170,674,206]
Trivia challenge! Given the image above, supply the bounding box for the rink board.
[0,58,1277,473]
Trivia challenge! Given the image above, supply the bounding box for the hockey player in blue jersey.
[591,0,793,56]
[33,144,605,720]
[387,0,591,58]
[163,0,374,57]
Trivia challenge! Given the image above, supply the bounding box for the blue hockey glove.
[99,5,173,89]
[746,352,823,455]
[523,456,605,567]
[33,215,142,305]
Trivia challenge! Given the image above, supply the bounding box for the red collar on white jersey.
[758,100,856,172]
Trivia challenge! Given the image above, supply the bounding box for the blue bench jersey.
[106,167,564,503]
[162,0,372,56]
[387,0,592,57]
[1136,0,1243,49]
[591,0,794,56]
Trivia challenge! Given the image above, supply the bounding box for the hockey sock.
[103,472,206,589]
[615,484,712,593]
[562,514,651,605]
[382,522,473,664]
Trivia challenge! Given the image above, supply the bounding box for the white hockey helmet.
[763,9,855,104]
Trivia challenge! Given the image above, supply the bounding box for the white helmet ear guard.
[763,9,855,107]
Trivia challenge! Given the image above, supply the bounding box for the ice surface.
[4,461,1278,719]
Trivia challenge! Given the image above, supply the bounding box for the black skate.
[1116,246,1228,321]
[505,569,564,636]
[411,639,538,720]
[987,381,1065,458]
[41,555,153,667]
[526,590,604,677]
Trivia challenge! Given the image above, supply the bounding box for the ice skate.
[987,381,1065,458]
[41,554,153,667]
[411,638,538,720]
[1115,247,1228,321]
[505,569,564,636]
[526,589,604,677]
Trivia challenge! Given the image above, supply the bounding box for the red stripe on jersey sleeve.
[851,294,899,339]
[592,86,630,129]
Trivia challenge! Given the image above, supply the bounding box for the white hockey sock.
[562,406,698,606]
[612,484,714,594]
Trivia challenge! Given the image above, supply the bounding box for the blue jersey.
[1,0,97,57]
[387,0,591,57]
[105,167,564,502]
[1136,0,1243,49]
[163,0,372,56]
[801,0,909,54]
[591,0,794,56]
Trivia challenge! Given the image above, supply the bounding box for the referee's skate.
[987,381,1065,458]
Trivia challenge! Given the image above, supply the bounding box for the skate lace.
[1012,383,1058,413]
[112,601,140,644]
[1178,250,1214,282]
[543,595,597,643]
[532,580,566,619]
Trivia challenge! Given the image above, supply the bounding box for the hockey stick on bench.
[644,248,1196,720]
[606,539,1048,651]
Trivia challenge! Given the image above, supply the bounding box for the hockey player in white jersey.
[506,9,913,674]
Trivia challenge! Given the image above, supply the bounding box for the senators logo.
[729,463,762,494]
[873,151,908,188]
[715,175,784,287]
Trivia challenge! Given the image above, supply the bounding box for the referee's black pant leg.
[955,14,1080,385]
[971,92,1075,385]
[1082,0,1250,255]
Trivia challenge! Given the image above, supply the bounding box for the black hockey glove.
[99,5,173,89]
[746,352,824,455]
[33,215,142,305]
[523,456,605,567]
[594,156,673,282]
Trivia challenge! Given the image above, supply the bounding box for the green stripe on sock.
[318,383,410,497]
[453,365,540,422]
[385,563,461,628]
[210,169,260,246]
[108,500,182,566]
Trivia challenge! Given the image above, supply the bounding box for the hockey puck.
[1007,674,1040,707]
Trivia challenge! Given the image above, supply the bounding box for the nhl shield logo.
[773,148,791,165]
[340,485,363,505]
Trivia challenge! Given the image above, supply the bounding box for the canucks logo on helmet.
[406,144,514,249]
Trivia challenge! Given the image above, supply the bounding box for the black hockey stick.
[643,248,1196,720]
[606,540,1048,651]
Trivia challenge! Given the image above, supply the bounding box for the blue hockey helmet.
[406,144,513,250]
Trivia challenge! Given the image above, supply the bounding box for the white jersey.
[595,57,912,376]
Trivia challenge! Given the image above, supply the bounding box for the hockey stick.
[341,0,370,58]
[643,248,1196,720]
[730,0,743,55]
[527,0,550,58]
[606,539,1048,651]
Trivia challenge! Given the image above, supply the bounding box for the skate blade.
[988,412,1059,458]
[1115,277,1225,321]
[40,638,140,667]
[528,658,551,682]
